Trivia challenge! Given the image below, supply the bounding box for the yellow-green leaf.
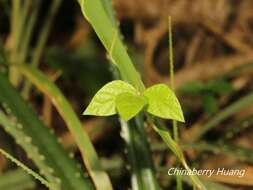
[83,80,138,116]
[144,84,185,122]
[116,92,147,121]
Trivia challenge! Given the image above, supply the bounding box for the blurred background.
[1,0,253,189]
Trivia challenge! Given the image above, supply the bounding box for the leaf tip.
[82,109,89,115]
[177,114,185,123]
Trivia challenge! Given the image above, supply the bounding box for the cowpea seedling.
[83,80,185,122]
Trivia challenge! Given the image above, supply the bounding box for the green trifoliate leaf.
[144,84,185,122]
[116,92,147,121]
[83,80,138,116]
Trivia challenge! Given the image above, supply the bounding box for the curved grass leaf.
[0,73,94,190]
[144,84,184,122]
[18,64,112,190]
[116,92,147,121]
[84,80,138,116]
[77,0,145,92]
[0,111,59,188]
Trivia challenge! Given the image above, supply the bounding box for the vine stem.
[168,16,179,142]
[168,15,182,190]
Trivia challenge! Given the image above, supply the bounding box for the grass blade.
[18,64,112,190]
[77,0,145,91]
[0,110,60,187]
[0,72,94,190]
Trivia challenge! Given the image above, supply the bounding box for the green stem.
[121,115,160,190]
[10,0,21,52]
[16,0,32,54]
[168,17,179,142]
[9,0,21,85]
[168,15,182,190]
[19,1,40,64]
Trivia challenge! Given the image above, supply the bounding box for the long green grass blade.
[0,72,94,190]
[77,0,145,92]
[0,111,60,188]
[18,64,112,190]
